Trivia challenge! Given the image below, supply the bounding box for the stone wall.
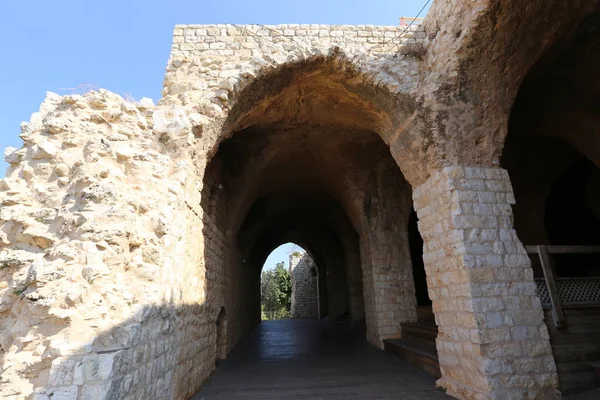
[160,22,430,352]
[0,11,579,400]
[0,90,214,399]
[160,23,430,187]
[165,23,424,97]
[164,22,429,350]
[413,166,559,399]
[289,253,318,319]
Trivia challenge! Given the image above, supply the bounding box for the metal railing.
[526,245,600,328]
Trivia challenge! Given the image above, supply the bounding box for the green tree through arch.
[261,262,292,320]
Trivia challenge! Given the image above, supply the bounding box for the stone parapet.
[162,23,426,103]
[171,23,424,56]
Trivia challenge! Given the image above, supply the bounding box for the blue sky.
[0,0,430,269]
[263,243,304,271]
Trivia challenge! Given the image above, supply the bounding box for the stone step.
[417,306,436,323]
[401,322,438,344]
[384,338,441,379]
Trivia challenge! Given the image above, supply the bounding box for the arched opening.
[502,12,600,277]
[216,307,228,361]
[260,243,321,320]
[260,244,293,321]
[198,56,422,359]
[409,208,430,307]
[501,12,600,392]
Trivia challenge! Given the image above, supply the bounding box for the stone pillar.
[362,232,417,347]
[413,166,560,400]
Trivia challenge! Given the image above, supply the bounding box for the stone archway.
[418,0,600,170]
[1,14,591,400]
[195,55,421,351]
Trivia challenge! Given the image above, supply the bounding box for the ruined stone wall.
[289,253,318,319]
[0,90,217,399]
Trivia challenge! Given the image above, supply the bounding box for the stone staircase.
[383,307,441,378]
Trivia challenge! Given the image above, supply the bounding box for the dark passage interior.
[500,13,600,392]
[409,209,430,306]
[193,320,449,399]
[199,59,420,358]
[502,12,600,278]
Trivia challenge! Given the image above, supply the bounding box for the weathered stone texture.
[413,166,559,400]
[160,23,435,185]
[0,90,216,399]
[0,7,586,398]
[165,23,424,97]
[289,253,318,319]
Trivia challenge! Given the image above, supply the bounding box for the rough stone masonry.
[1,0,600,399]
[289,252,318,319]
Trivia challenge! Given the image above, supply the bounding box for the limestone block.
[79,354,115,381]
[413,166,559,399]
[153,104,191,136]
[137,97,154,110]
[42,386,79,400]
[32,141,58,160]
[48,358,76,386]
[289,253,318,319]
[25,259,64,284]
[80,382,111,400]
[44,116,70,134]
[4,147,22,165]
[55,163,70,177]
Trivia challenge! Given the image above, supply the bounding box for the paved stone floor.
[192,319,451,399]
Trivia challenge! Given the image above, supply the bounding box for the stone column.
[362,231,417,347]
[413,166,560,400]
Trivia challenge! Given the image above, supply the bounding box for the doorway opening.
[216,307,228,361]
[198,56,422,362]
[500,12,600,391]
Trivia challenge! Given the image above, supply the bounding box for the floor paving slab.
[192,320,451,399]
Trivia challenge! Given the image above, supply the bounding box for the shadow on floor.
[192,319,450,399]
[564,387,600,399]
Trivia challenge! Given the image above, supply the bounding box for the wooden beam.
[537,245,566,328]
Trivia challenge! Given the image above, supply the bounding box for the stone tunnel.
[1,1,600,399]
